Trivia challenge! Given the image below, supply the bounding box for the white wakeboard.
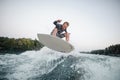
[37,34,74,53]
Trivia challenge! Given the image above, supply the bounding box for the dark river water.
[0,47,120,80]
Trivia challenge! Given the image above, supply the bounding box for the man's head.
[62,22,69,29]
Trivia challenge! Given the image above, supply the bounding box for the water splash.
[0,47,120,80]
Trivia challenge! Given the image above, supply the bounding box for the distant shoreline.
[80,44,120,57]
[0,37,44,54]
[0,37,120,57]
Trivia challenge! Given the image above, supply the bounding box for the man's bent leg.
[51,28,58,36]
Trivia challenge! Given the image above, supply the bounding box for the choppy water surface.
[0,47,120,80]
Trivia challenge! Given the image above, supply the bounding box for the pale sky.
[0,0,120,51]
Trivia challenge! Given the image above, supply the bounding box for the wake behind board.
[37,34,74,53]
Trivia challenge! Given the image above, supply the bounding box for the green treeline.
[91,44,120,57]
[0,37,44,54]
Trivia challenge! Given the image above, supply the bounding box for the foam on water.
[0,47,120,80]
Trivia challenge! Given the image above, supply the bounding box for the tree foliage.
[0,37,44,53]
[91,44,120,56]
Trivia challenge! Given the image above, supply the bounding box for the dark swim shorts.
[51,32,65,38]
[56,33,65,38]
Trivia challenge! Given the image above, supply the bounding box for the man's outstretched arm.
[65,32,70,42]
[53,19,62,26]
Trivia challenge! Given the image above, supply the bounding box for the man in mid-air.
[51,19,70,42]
